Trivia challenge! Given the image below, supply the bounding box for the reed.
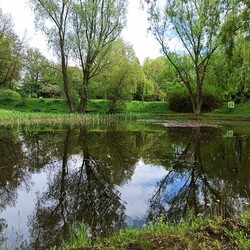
[1,99,250,126]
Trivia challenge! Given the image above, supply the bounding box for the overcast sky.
[0,0,161,64]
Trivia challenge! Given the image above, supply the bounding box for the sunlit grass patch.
[0,99,250,125]
[125,100,170,114]
[211,103,250,117]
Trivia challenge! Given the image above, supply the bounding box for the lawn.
[0,98,249,123]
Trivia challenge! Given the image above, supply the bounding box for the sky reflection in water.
[0,123,249,249]
[118,159,168,220]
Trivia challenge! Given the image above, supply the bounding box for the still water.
[0,122,249,249]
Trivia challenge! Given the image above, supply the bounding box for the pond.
[0,121,250,249]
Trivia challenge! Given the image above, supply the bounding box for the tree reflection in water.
[27,124,140,250]
[0,218,7,247]
[0,123,249,249]
[0,127,31,211]
[147,126,250,223]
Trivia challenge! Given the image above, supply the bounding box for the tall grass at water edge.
[0,109,157,126]
[51,212,250,250]
[0,98,250,125]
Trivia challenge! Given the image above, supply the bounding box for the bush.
[168,89,223,113]
[224,90,250,104]
[31,93,38,98]
[0,89,21,103]
[202,92,224,111]
[169,92,192,112]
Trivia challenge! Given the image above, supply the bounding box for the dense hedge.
[169,91,223,113]
[0,89,21,103]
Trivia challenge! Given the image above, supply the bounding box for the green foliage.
[53,213,250,250]
[0,9,24,88]
[0,97,169,116]
[169,87,223,113]
[144,0,244,115]
[142,57,169,101]
[211,102,250,118]
[57,223,91,250]
[206,37,250,104]
[69,0,128,113]
[0,88,20,103]
[94,40,144,113]
[168,91,192,112]
[140,239,153,250]
[225,230,250,250]
[21,48,63,98]
[0,97,68,114]
[143,55,182,101]
[202,93,224,112]
[0,97,250,124]
[86,99,108,114]
[125,100,169,114]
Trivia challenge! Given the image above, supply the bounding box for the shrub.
[168,88,223,113]
[0,89,21,103]
[30,93,38,98]
[202,92,224,111]
[224,90,250,104]
[15,98,27,108]
[169,92,192,112]
[107,100,126,114]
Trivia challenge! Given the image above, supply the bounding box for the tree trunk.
[62,61,75,113]
[195,83,203,116]
[190,92,202,116]
[78,75,88,114]
[61,45,75,113]
[194,101,202,116]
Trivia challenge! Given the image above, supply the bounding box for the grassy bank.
[0,99,168,125]
[0,98,250,124]
[0,98,169,115]
[53,213,250,250]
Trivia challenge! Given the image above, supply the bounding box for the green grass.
[0,98,250,124]
[87,99,109,113]
[124,100,170,114]
[155,102,250,122]
[0,98,170,114]
[0,98,66,113]
[53,213,250,250]
[212,102,250,114]
[210,102,250,118]
[0,99,171,124]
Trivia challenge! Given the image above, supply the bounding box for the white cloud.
[122,0,162,63]
[1,0,53,60]
[118,159,168,219]
[1,172,48,248]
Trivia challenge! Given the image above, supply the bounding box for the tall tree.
[29,0,75,112]
[22,48,62,98]
[97,40,143,113]
[143,57,175,100]
[219,0,250,102]
[145,0,237,115]
[221,0,250,58]
[0,9,24,88]
[70,0,127,113]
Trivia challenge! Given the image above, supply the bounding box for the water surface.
[0,122,249,249]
